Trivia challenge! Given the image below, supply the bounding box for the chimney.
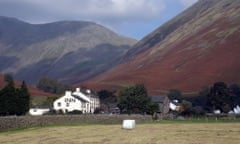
[76,88,80,92]
[65,91,72,96]
[86,89,91,94]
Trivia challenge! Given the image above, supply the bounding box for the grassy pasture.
[0,123,240,144]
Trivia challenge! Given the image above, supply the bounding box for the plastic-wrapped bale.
[122,120,135,130]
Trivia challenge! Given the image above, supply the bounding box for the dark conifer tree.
[3,74,17,115]
[0,74,31,115]
[19,81,30,115]
[0,88,6,115]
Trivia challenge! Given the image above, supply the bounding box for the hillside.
[82,0,240,95]
[0,16,136,85]
[0,74,54,96]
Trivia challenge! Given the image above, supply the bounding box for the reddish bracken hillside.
[0,74,55,97]
[80,0,240,95]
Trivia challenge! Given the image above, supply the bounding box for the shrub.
[67,110,83,115]
[44,109,57,115]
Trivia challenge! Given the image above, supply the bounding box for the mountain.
[0,16,136,85]
[0,74,54,96]
[82,0,240,95]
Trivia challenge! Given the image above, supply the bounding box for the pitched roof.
[31,106,52,109]
[72,94,89,102]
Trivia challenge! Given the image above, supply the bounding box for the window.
[82,103,86,108]
[58,102,61,107]
[66,103,70,107]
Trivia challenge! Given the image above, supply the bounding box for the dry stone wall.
[0,115,152,130]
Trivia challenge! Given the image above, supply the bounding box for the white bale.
[122,120,135,130]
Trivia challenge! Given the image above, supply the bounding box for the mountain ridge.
[82,0,240,95]
[0,16,137,85]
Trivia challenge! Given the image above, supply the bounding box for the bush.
[44,109,57,115]
[152,112,159,121]
[191,106,206,116]
[67,110,83,115]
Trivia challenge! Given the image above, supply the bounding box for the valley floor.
[0,123,240,144]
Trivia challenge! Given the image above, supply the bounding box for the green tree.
[229,84,240,106]
[0,87,6,115]
[0,75,31,116]
[37,77,72,94]
[181,100,192,116]
[97,90,117,112]
[146,102,160,115]
[207,82,234,113]
[118,84,158,114]
[41,96,58,106]
[194,87,209,107]
[167,89,182,102]
[4,73,13,83]
[17,81,30,115]
[2,74,17,115]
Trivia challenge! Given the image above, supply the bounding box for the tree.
[97,90,117,113]
[1,74,17,115]
[146,102,159,115]
[181,100,192,116]
[207,82,234,113]
[0,75,31,116]
[17,81,30,115]
[117,84,158,114]
[0,87,6,115]
[194,87,209,107]
[37,77,72,94]
[167,89,182,102]
[229,84,240,106]
[4,73,13,83]
[41,96,58,106]
[98,90,117,103]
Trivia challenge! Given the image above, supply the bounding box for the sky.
[0,0,198,40]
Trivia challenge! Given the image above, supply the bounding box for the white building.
[169,100,182,111]
[53,88,100,113]
[29,107,51,116]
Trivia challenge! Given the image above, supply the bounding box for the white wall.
[53,91,83,113]
[29,108,50,116]
[53,89,100,114]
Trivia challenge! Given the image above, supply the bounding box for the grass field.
[0,123,240,144]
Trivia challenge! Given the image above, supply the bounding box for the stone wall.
[0,115,152,130]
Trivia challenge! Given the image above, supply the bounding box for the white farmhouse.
[53,88,100,113]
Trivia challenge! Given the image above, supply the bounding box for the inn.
[53,88,100,113]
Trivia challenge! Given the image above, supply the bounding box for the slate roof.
[72,94,89,102]
[31,106,52,109]
[151,96,168,103]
